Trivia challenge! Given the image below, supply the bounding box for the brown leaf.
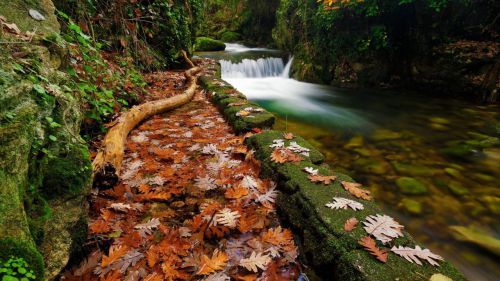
[196,249,228,275]
[283,132,294,140]
[102,245,129,267]
[344,217,359,232]
[308,174,337,185]
[358,236,388,263]
[271,148,303,164]
[225,186,249,199]
[341,181,372,200]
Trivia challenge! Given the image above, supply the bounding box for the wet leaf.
[358,236,388,263]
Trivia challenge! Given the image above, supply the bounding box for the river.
[196,43,500,281]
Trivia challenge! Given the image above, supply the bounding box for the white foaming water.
[221,57,292,78]
[221,56,367,128]
[224,43,272,53]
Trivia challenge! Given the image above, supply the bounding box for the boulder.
[194,37,226,51]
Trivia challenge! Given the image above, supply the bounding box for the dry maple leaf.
[283,132,294,140]
[214,208,241,228]
[196,249,229,275]
[325,197,364,211]
[358,236,388,263]
[344,217,359,232]
[363,214,404,244]
[239,251,271,273]
[102,245,129,267]
[308,174,337,185]
[391,245,443,266]
[341,181,372,200]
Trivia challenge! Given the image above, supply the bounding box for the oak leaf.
[391,245,443,266]
[283,132,294,140]
[214,208,241,228]
[363,214,404,244]
[90,220,111,234]
[308,174,337,185]
[325,197,364,211]
[196,249,229,275]
[239,251,271,273]
[344,217,359,232]
[341,181,372,200]
[102,245,129,267]
[358,236,388,263]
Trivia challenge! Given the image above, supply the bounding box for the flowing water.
[197,44,500,281]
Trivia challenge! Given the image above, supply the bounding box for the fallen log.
[92,66,201,188]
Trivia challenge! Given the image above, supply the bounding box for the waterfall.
[221,57,293,79]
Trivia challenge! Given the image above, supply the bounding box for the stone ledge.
[199,72,275,134]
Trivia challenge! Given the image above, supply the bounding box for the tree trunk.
[92,66,201,188]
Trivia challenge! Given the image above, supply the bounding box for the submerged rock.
[344,135,364,148]
[392,161,436,176]
[430,274,453,281]
[444,167,462,178]
[370,129,403,142]
[479,196,500,215]
[395,177,428,194]
[447,181,470,196]
[399,198,423,215]
[352,158,390,175]
[449,226,500,256]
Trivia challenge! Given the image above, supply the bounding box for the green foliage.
[48,11,145,137]
[0,257,36,281]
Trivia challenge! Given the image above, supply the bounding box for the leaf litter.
[62,74,301,280]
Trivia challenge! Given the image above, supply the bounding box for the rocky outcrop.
[0,1,91,280]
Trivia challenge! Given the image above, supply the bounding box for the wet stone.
[447,181,470,196]
[399,198,423,215]
[392,161,436,176]
[449,226,500,257]
[479,196,500,215]
[444,167,462,178]
[395,177,428,195]
[344,135,364,148]
[370,129,403,142]
[352,158,390,175]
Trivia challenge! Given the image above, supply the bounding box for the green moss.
[0,238,44,281]
[395,177,429,195]
[219,31,241,42]
[41,144,92,199]
[194,37,226,51]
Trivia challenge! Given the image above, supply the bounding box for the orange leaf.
[196,249,228,275]
[344,217,359,232]
[308,174,337,185]
[90,220,111,234]
[225,186,249,199]
[102,245,128,267]
[262,226,293,246]
[283,132,294,140]
[341,181,372,200]
[358,236,388,263]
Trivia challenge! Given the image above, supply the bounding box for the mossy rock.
[399,198,423,215]
[41,144,92,199]
[352,158,390,175]
[391,162,436,177]
[219,31,241,42]
[194,37,226,52]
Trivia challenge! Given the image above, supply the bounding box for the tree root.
[92,65,201,188]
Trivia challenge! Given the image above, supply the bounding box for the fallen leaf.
[344,217,359,232]
[308,174,337,185]
[102,245,129,267]
[341,181,372,200]
[325,197,364,211]
[391,245,443,266]
[363,214,404,244]
[239,251,271,273]
[283,132,294,140]
[358,236,388,263]
[196,249,229,275]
